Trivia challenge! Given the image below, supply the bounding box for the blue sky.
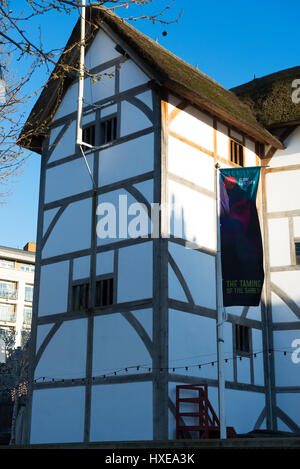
[0,0,299,249]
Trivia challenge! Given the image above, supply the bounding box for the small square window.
[235,324,250,354]
[95,278,114,307]
[82,124,95,147]
[100,116,117,145]
[296,243,300,265]
[230,139,244,166]
[72,283,89,311]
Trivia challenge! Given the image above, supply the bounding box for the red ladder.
[176,384,237,439]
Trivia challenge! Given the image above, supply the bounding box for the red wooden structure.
[176,384,237,439]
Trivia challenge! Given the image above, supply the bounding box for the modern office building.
[0,243,35,361]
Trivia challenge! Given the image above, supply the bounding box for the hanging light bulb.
[0,65,6,104]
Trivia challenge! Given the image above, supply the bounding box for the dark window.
[95,278,114,307]
[230,139,244,166]
[235,324,250,354]
[296,243,300,265]
[72,283,89,311]
[100,116,117,145]
[82,124,95,147]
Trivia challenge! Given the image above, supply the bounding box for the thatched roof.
[231,66,300,129]
[19,6,284,153]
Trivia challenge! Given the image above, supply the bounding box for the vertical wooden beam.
[24,136,49,444]
[152,89,169,440]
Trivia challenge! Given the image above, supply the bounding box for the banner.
[219,167,264,306]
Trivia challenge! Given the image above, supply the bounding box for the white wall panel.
[216,122,229,160]
[85,28,121,69]
[244,139,257,167]
[252,329,264,385]
[271,292,298,323]
[169,106,214,152]
[43,208,60,235]
[268,218,291,267]
[45,155,94,203]
[277,394,300,431]
[48,121,76,163]
[168,242,216,309]
[266,170,300,212]
[73,256,90,280]
[169,309,217,380]
[119,59,149,92]
[133,179,154,205]
[136,90,153,109]
[117,242,153,303]
[294,216,300,237]
[96,251,114,276]
[168,180,215,251]
[31,387,85,444]
[168,265,188,302]
[36,324,53,351]
[120,100,152,137]
[53,83,78,121]
[93,313,151,375]
[42,198,92,258]
[274,330,300,386]
[35,318,87,380]
[225,390,265,434]
[90,383,153,442]
[269,126,300,167]
[98,134,154,187]
[39,261,69,316]
[168,136,214,192]
[271,271,300,309]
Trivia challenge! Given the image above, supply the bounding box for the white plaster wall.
[271,292,299,323]
[98,133,154,187]
[96,251,114,276]
[96,188,151,246]
[271,271,300,310]
[136,90,153,109]
[85,68,115,103]
[45,155,94,203]
[268,218,291,267]
[168,309,217,381]
[48,121,76,163]
[168,242,216,309]
[42,198,92,259]
[90,382,153,441]
[39,261,69,316]
[117,242,153,303]
[120,100,152,137]
[252,329,264,386]
[273,330,300,387]
[35,318,87,380]
[73,256,90,280]
[85,28,121,69]
[225,390,265,434]
[269,126,300,168]
[244,139,257,167]
[216,121,229,160]
[133,179,153,205]
[168,180,216,252]
[294,216,300,237]
[277,393,300,431]
[169,105,214,153]
[31,387,85,444]
[168,136,215,192]
[119,59,149,93]
[168,265,189,303]
[266,169,300,213]
[43,208,60,235]
[36,324,53,351]
[92,313,152,376]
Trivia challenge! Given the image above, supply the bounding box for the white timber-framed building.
[19,6,300,444]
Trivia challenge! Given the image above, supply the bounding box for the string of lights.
[0,347,297,394]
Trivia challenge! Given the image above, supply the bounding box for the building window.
[82,124,96,147]
[0,281,17,300]
[23,306,32,326]
[100,116,117,145]
[235,324,250,354]
[0,303,16,322]
[230,138,244,166]
[296,243,300,265]
[20,263,34,272]
[0,259,14,269]
[72,283,89,311]
[25,284,34,302]
[95,278,114,307]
